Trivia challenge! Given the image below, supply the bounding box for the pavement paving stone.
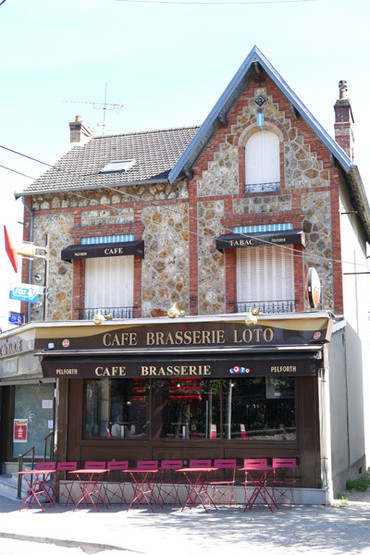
[0,489,369,554]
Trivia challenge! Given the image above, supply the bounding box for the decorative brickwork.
[25,78,340,321]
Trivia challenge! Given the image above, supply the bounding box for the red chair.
[157,460,183,506]
[241,458,277,512]
[209,459,237,505]
[271,458,296,505]
[35,462,56,503]
[104,461,130,505]
[136,460,158,470]
[55,461,78,504]
[181,459,214,511]
[82,461,107,505]
[128,460,160,510]
[84,461,107,469]
[189,459,212,468]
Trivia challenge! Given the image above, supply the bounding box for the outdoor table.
[122,468,162,512]
[68,468,110,512]
[176,467,217,512]
[238,466,279,513]
[16,469,56,511]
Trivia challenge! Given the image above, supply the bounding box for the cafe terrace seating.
[24,458,297,510]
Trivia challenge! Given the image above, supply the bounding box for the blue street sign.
[9,284,42,303]
[8,312,24,325]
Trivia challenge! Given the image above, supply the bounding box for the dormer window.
[245,130,280,193]
[100,159,136,174]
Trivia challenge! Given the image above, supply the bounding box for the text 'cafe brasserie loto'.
[25,310,333,502]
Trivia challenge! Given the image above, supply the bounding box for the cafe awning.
[216,230,305,251]
[61,240,144,262]
[41,350,319,379]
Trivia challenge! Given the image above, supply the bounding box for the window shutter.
[237,246,294,305]
[245,131,280,186]
[85,256,134,309]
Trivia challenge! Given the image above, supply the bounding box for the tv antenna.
[64,83,123,135]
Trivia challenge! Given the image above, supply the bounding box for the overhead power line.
[116,0,314,4]
[0,145,53,167]
[1,143,368,272]
[0,165,36,180]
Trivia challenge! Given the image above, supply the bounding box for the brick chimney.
[69,115,93,144]
[334,81,355,161]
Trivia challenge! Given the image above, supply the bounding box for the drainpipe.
[21,196,34,323]
[319,345,334,504]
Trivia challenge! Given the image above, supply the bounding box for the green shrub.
[346,474,370,492]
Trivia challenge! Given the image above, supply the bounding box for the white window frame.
[85,256,134,312]
[245,130,280,192]
[236,245,294,313]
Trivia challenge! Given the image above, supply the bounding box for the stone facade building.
[1,47,369,503]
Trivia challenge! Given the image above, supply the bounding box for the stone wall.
[142,203,189,317]
[31,212,74,321]
[30,180,190,321]
[194,85,334,312]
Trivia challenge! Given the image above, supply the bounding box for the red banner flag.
[4,225,18,272]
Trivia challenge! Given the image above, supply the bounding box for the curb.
[0,532,135,553]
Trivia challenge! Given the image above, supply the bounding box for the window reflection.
[156,379,220,439]
[225,378,296,440]
[84,377,295,441]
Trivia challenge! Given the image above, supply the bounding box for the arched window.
[245,130,280,193]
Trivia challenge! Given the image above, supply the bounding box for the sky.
[0,0,369,331]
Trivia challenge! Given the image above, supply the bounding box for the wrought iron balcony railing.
[244,181,280,193]
[236,299,296,314]
[75,306,136,320]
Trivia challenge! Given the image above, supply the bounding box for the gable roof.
[18,126,199,196]
[168,45,370,243]
[169,45,352,183]
[17,47,369,243]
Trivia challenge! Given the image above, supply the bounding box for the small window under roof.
[100,159,136,174]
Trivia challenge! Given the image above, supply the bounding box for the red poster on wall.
[13,419,28,443]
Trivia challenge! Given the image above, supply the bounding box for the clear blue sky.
[0,0,369,329]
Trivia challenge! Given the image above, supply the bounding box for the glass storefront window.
[224,378,296,440]
[85,379,150,439]
[13,383,54,459]
[83,377,295,441]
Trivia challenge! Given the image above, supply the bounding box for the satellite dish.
[306,267,321,309]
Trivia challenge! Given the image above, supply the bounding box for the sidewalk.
[0,490,369,555]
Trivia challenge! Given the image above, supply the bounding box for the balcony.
[236,299,296,314]
[244,181,280,193]
[75,306,136,320]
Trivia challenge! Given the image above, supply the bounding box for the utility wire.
[1,144,369,271]
[0,145,53,167]
[0,165,36,180]
[116,0,314,4]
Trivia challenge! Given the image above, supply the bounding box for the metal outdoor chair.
[35,462,56,503]
[104,460,130,505]
[81,461,108,504]
[271,458,296,505]
[55,461,78,504]
[241,458,277,512]
[189,459,212,468]
[209,459,237,505]
[156,459,183,506]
